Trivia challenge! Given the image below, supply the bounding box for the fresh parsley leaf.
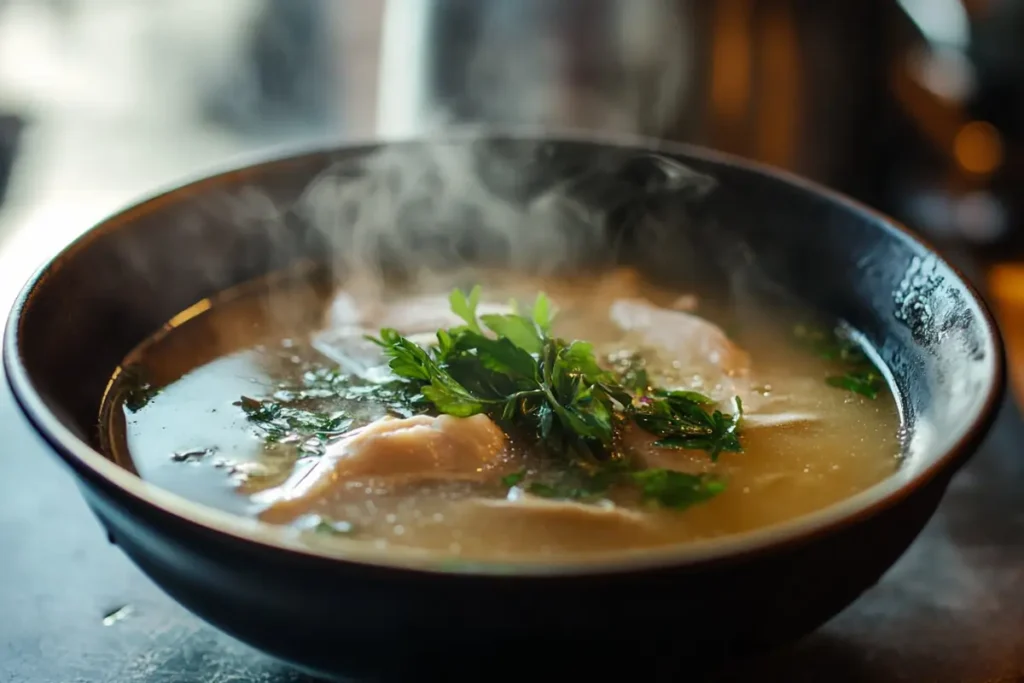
[532,292,555,334]
[826,370,885,400]
[479,313,544,354]
[120,366,160,412]
[367,286,742,469]
[631,469,725,509]
[236,396,352,444]
[633,391,742,461]
[794,323,885,400]
[510,458,726,510]
[449,286,483,333]
[501,470,526,488]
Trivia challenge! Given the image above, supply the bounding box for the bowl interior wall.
[13,137,996,478]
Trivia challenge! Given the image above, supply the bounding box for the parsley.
[236,396,352,444]
[368,286,743,465]
[632,391,742,462]
[522,459,630,502]
[274,366,429,418]
[510,459,724,511]
[501,470,526,488]
[630,469,725,509]
[120,366,160,412]
[826,369,885,400]
[794,324,886,400]
[362,286,746,511]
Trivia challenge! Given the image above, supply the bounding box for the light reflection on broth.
[101,269,902,559]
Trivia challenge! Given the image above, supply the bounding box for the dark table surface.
[0,323,1022,683]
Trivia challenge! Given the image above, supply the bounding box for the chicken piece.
[259,414,507,523]
[324,291,511,336]
[609,298,751,375]
[608,298,825,429]
[451,489,662,552]
[314,291,512,374]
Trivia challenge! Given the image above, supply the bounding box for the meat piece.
[259,414,507,522]
[451,489,662,551]
[314,292,512,375]
[607,299,824,427]
[609,298,750,375]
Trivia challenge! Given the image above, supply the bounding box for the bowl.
[3,132,1004,681]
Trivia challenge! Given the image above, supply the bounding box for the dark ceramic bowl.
[3,133,1004,681]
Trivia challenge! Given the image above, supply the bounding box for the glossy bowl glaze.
[3,133,1004,681]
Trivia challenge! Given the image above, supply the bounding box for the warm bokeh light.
[953,120,1003,175]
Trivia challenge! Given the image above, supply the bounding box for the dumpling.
[259,414,507,522]
[450,488,664,552]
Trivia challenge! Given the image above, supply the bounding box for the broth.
[101,268,902,559]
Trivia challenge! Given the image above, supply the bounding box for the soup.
[100,268,902,560]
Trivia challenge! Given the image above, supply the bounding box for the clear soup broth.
[101,268,902,560]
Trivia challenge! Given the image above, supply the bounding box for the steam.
[293,132,718,307]
[300,0,701,299]
[150,0,721,337]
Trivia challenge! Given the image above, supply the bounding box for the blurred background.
[0,0,1021,242]
[3,0,1022,381]
[1,0,1021,263]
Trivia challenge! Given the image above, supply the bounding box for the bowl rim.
[2,127,1006,576]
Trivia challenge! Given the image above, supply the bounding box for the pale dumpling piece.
[259,414,507,523]
[609,298,751,376]
[608,297,824,427]
[451,488,664,553]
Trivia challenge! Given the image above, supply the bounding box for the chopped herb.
[633,391,742,461]
[523,461,627,501]
[794,324,886,400]
[501,470,526,488]
[630,469,725,510]
[282,367,428,418]
[236,396,352,444]
[367,286,741,467]
[120,366,160,412]
[793,324,868,363]
[513,459,726,510]
[826,369,885,400]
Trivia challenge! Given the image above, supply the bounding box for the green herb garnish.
[120,366,160,412]
[501,470,527,488]
[825,369,885,400]
[369,286,741,463]
[630,469,725,509]
[514,460,723,511]
[236,396,352,444]
[794,324,886,400]
[633,391,742,462]
[366,286,743,510]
